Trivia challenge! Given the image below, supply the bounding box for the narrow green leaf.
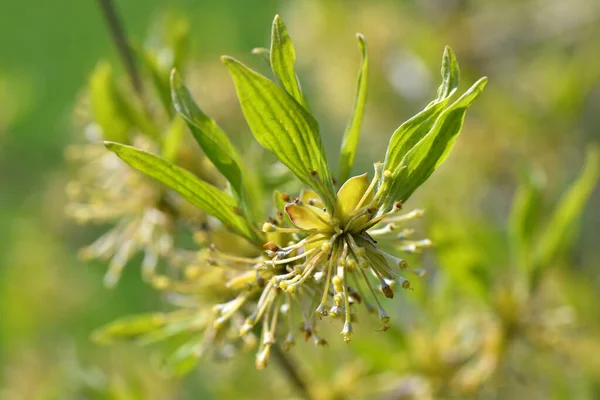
[104,142,258,242]
[252,47,271,66]
[270,15,305,105]
[136,316,200,346]
[170,69,245,197]
[533,146,600,269]
[436,46,460,101]
[338,34,369,183]
[161,336,204,376]
[91,60,160,140]
[89,62,130,143]
[161,116,186,162]
[142,50,174,117]
[508,168,545,270]
[383,47,461,180]
[222,56,335,209]
[91,313,168,344]
[384,77,488,206]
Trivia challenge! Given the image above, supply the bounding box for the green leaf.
[251,47,271,66]
[89,62,131,143]
[338,34,369,183]
[222,56,335,209]
[384,77,488,207]
[104,142,259,243]
[91,313,168,344]
[436,46,460,101]
[170,69,245,197]
[161,336,204,376]
[508,168,545,270]
[136,316,201,346]
[270,15,305,105]
[142,50,174,117]
[383,47,461,184]
[161,116,186,162]
[533,146,600,269]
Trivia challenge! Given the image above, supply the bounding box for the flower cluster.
[86,14,486,373]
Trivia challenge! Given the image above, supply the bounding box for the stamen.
[358,268,390,330]
[265,247,318,266]
[341,267,353,342]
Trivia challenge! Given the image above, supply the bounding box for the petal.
[285,203,331,231]
[300,189,324,208]
[304,234,327,252]
[336,173,371,218]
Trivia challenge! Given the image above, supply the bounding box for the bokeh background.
[1,0,599,398]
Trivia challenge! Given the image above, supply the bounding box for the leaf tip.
[220,55,235,66]
[103,141,118,152]
[170,68,181,89]
[356,33,366,47]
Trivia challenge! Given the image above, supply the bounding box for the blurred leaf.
[222,56,335,209]
[273,189,287,212]
[382,47,462,199]
[338,34,368,183]
[89,62,131,143]
[171,69,245,198]
[161,336,205,376]
[142,51,173,117]
[251,47,270,66]
[137,317,201,346]
[270,15,305,106]
[161,116,186,162]
[91,313,168,344]
[104,142,259,243]
[383,77,487,207]
[141,14,190,117]
[508,168,545,270]
[533,146,600,270]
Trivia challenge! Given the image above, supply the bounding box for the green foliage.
[383,47,460,178]
[385,77,487,205]
[170,69,245,198]
[509,168,545,270]
[270,15,305,106]
[381,47,486,208]
[533,146,600,270]
[104,142,259,243]
[338,34,368,183]
[92,313,168,344]
[89,62,131,143]
[221,55,336,208]
[141,14,191,116]
[18,4,596,399]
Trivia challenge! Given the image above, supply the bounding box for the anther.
[315,304,328,318]
[262,222,276,232]
[263,242,280,252]
[341,321,353,343]
[381,283,394,299]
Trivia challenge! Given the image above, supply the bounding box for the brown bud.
[381,284,394,299]
[263,242,280,252]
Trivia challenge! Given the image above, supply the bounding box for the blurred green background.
[1,0,599,398]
